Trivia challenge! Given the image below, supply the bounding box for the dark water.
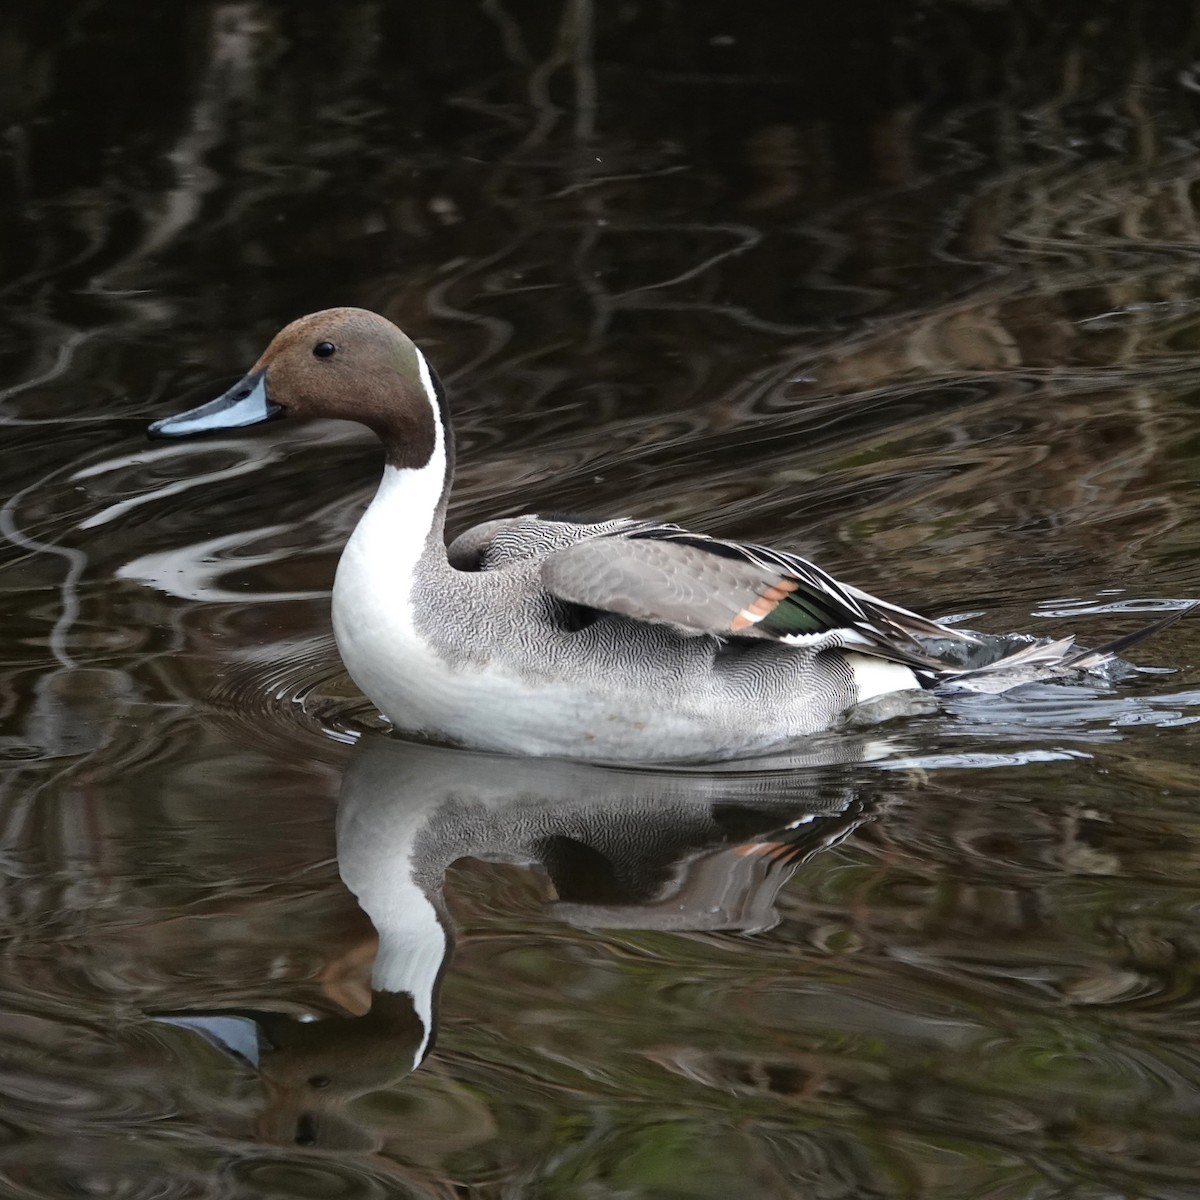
[3,2,1200,1195]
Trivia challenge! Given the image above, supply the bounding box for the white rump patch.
[844,652,920,702]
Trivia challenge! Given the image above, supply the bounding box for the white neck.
[364,347,449,562]
[359,454,444,572]
[335,348,449,608]
[365,874,447,1069]
[338,799,448,1070]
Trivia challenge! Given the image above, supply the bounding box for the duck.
[148,307,1195,763]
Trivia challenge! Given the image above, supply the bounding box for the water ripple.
[209,637,385,754]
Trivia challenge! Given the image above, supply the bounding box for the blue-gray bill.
[148,368,282,438]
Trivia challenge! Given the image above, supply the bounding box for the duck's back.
[447,514,658,571]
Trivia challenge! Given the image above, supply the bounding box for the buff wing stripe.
[730,578,799,631]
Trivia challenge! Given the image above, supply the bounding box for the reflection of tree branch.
[518,0,595,148]
[0,464,85,669]
[607,221,762,299]
[480,0,535,69]
[569,0,595,142]
[0,323,90,418]
[95,2,263,287]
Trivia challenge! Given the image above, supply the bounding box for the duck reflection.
[164,733,890,1148]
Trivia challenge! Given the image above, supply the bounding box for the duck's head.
[148,307,447,469]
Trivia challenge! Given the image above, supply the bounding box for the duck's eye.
[313,341,337,359]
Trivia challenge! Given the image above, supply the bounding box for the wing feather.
[540,524,971,670]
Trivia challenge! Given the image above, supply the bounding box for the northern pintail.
[148,307,1194,762]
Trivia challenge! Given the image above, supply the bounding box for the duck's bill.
[148,369,282,438]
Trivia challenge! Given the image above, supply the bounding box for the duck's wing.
[446,519,526,570]
[540,525,976,665]
[447,515,669,571]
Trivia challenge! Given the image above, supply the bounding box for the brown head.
[148,307,450,470]
[252,990,433,1150]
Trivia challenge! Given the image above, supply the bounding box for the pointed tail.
[932,602,1199,694]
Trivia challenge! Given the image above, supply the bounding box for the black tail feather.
[1061,601,1200,671]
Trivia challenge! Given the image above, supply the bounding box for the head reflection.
[169,733,888,1149]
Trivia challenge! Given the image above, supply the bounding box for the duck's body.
[148,307,1194,763]
[333,463,914,760]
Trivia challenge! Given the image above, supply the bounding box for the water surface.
[2,2,1200,1196]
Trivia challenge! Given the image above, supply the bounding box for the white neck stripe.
[414,346,439,415]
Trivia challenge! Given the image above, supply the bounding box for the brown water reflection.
[2,1,1200,1196]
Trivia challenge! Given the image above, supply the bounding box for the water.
[3,2,1200,1195]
